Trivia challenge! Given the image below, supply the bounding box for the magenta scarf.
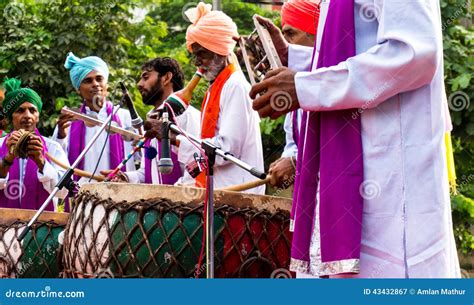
[68,101,125,181]
[0,129,53,211]
[291,0,364,274]
[143,138,183,185]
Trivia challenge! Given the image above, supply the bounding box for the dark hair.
[141,57,184,91]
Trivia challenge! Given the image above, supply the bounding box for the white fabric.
[0,137,69,210]
[289,0,460,278]
[180,71,265,194]
[52,102,136,183]
[282,109,303,158]
[126,106,201,185]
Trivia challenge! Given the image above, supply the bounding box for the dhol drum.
[0,208,68,278]
[62,183,292,278]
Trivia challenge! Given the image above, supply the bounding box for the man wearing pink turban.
[183,2,264,194]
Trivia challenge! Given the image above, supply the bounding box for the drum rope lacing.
[62,191,292,278]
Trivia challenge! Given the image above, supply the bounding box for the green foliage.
[0,0,165,132]
[441,0,474,256]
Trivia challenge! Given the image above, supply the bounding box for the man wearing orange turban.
[281,0,320,47]
[269,0,320,190]
[183,2,264,194]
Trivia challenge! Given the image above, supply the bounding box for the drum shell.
[0,208,67,278]
[63,183,293,278]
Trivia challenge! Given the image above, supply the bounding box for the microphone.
[158,110,173,174]
[120,82,143,129]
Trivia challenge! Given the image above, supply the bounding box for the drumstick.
[45,152,105,182]
[217,175,271,192]
[61,107,141,141]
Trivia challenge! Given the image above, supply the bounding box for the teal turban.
[64,52,109,89]
[2,78,42,120]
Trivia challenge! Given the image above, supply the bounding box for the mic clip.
[186,153,207,178]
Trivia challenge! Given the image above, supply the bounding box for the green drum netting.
[0,221,64,278]
[63,191,292,278]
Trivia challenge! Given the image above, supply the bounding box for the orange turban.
[281,0,320,35]
[185,2,238,56]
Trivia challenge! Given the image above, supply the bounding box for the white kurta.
[289,0,460,278]
[180,71,265,194]
[126,106,201,185]
[282,109,302,158]
[52,103,136,181]
[0,136,69,209]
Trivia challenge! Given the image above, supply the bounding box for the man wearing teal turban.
[52,52,135,189]
[0,78,69,210]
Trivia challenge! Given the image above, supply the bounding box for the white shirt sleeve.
[281,113,298,158]
[125,152,146,183]
[51,125,70,153]
[294,0,439,112]
[40,139,69,199]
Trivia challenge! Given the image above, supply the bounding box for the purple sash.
[0,129,53,211]
[291,0,364,274]
[68,101,125,181]
[144,138,183,185]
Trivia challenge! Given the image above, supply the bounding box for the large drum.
[62,183,292,278]
[0,208,68,278]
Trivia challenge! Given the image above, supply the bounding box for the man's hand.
[269,157,296,189]
[144,118,178,145]
[27,134,45,172]
[249,67,299,119]
[57,113,75,139]
[100,169,129,183]
[6,130,20,157]
[255,15,289,67]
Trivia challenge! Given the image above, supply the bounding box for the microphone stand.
[18,99,124,242]
[165,121,266,279]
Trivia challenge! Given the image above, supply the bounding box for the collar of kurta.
[200,63,236,139]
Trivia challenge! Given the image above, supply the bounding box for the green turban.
[2,78,43,120]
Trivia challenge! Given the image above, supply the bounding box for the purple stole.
[144,138,182,185]
[290,0,364,275]
[0,129,53,211]
[68,101,125,181]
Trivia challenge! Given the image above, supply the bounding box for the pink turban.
[281,0,320,35]
[185,2,238,56]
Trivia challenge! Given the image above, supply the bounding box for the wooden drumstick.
[45,152,105,182]
[217,175,271,192]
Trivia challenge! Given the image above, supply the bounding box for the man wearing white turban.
[182,2,264,194]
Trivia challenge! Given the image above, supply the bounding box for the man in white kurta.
[251,0,460,277]
[183,2,265,194]
[52,53,135,183]
[102,57,200,185]
[0,78,69,210]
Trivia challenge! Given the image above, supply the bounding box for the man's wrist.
[4,154,14,165]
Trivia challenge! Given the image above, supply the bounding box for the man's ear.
[162,71,173,86]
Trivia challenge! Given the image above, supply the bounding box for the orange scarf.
[196,64,236,187]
